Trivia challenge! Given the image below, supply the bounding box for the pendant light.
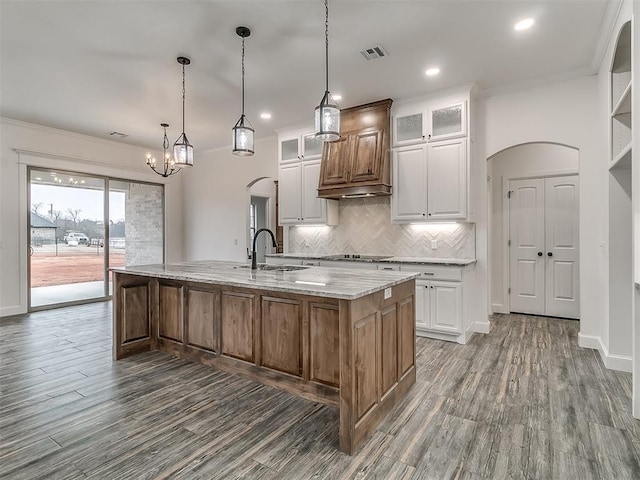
[314,0,340,142]
[146,123,180,177]
[173,56,194,167]
[232,26,255,156]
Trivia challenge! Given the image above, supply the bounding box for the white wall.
[488,143,579,312]
[0,118,184,317]
[181,136,278,262]
[483,75,604,345]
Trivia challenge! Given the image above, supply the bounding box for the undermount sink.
[235,264,310,272]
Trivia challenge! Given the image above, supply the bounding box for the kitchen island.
[112,260,418,454]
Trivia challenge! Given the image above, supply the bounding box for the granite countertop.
[111,260,419,300]
[265,253,476,266]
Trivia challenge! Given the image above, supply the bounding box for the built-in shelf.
[611,80,632,116]
[610,141,632,170]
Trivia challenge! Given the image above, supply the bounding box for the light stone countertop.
[266,254,476,266]
[111,260,419,300]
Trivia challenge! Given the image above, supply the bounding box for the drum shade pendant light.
[173,56,194,167]
[232,26,255,156]
[314,0,340,142]
[146,123,180,177]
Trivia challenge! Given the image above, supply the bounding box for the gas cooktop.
[323,254,392,261]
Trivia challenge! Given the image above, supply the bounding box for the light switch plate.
[384,287,392,299]
[431,240,438,249]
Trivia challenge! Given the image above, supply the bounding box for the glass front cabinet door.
[428,101,466,142]
[393,111,426,146]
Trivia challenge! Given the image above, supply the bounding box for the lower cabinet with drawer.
[400,265,467,344]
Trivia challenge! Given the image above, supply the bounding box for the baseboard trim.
[472,321,491,334]
[492,304,508,314]
[578,333,632,373]
[0,305,26,318]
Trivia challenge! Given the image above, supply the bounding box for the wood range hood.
[317,99,392,199]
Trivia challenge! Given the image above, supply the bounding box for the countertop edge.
[111,263,420,300]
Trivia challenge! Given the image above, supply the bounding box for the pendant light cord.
[181,63,186,133]
[241,35,246,116]
[324,0,329,93]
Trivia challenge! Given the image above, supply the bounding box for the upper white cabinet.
[428,101,466,142]
[279,130,325,164]
[392,98,467,147]
[427,139,467,219]
[392,138,467,222]
[278,160,338,225]
[278,129,338,225]
[391,91,471,222]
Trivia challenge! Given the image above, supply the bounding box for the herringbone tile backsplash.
[289,197,475,258]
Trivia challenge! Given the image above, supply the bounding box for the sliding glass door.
[28,168,164,309]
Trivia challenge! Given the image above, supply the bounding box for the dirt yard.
[30,250,125,287]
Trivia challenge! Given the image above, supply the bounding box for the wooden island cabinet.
[112,261,417,455]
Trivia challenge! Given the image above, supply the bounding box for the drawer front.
[399,264,462,281]
[319,260,379,270]
[377,264,400,272]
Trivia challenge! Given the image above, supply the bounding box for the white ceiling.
[0,0,613,153]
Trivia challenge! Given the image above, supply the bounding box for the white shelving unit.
[610,22,633,171]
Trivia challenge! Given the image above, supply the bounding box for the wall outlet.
[384,287,392,299]
[431,240,438,249]
[305,239,310,247]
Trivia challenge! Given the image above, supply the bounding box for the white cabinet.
[392,99,466,147]
[279,131,325,164]
[278,127,339,226]
[391,138,467,222]
[278,160,338,225]
[401,265,464,339]
[427,138,467,219]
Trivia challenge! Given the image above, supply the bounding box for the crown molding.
[590,0,625,72]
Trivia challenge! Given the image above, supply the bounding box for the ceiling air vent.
[360,44,389,61]
[107,131,129,139]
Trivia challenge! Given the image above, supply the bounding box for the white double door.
[509,175,580,319]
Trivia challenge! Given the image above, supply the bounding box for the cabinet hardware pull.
[423,272,434,276]
[537,252,543,257]
[547,252,553,257]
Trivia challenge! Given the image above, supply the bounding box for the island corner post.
[112,266,416,455]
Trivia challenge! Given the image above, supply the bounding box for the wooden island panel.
[158,283,183,343]
[309,303,340,388]
[221,291,256,362]
[186,288,217,353]
[113,270,416,456]
[381,304,398,396]
[261,296,303,377]
[113,273,153,360]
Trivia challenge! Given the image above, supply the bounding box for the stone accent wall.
[125,183,163,266]
[288,196,475,259]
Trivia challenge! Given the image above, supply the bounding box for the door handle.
[537,252,543,257]
[547,252,553,257]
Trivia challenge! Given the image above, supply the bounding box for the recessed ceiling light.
[425,67,440,76]
[514,18,534,31]
[260,112,272,120]
[333,94,342,101]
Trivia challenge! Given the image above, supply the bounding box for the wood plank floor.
[1,303,640,479]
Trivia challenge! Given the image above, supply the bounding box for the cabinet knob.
[547,252,553,257]
[422,213,425,216]
[428,213,432,216]
[537,251,543,257]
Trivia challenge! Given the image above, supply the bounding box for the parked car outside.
[64,232,89,245]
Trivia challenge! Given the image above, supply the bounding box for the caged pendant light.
[232,26,255,156]
[314,0,340,142]
[146,123,180,178]
[173,56,194,167]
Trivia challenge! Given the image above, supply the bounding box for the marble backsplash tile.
[288,196,475,258]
